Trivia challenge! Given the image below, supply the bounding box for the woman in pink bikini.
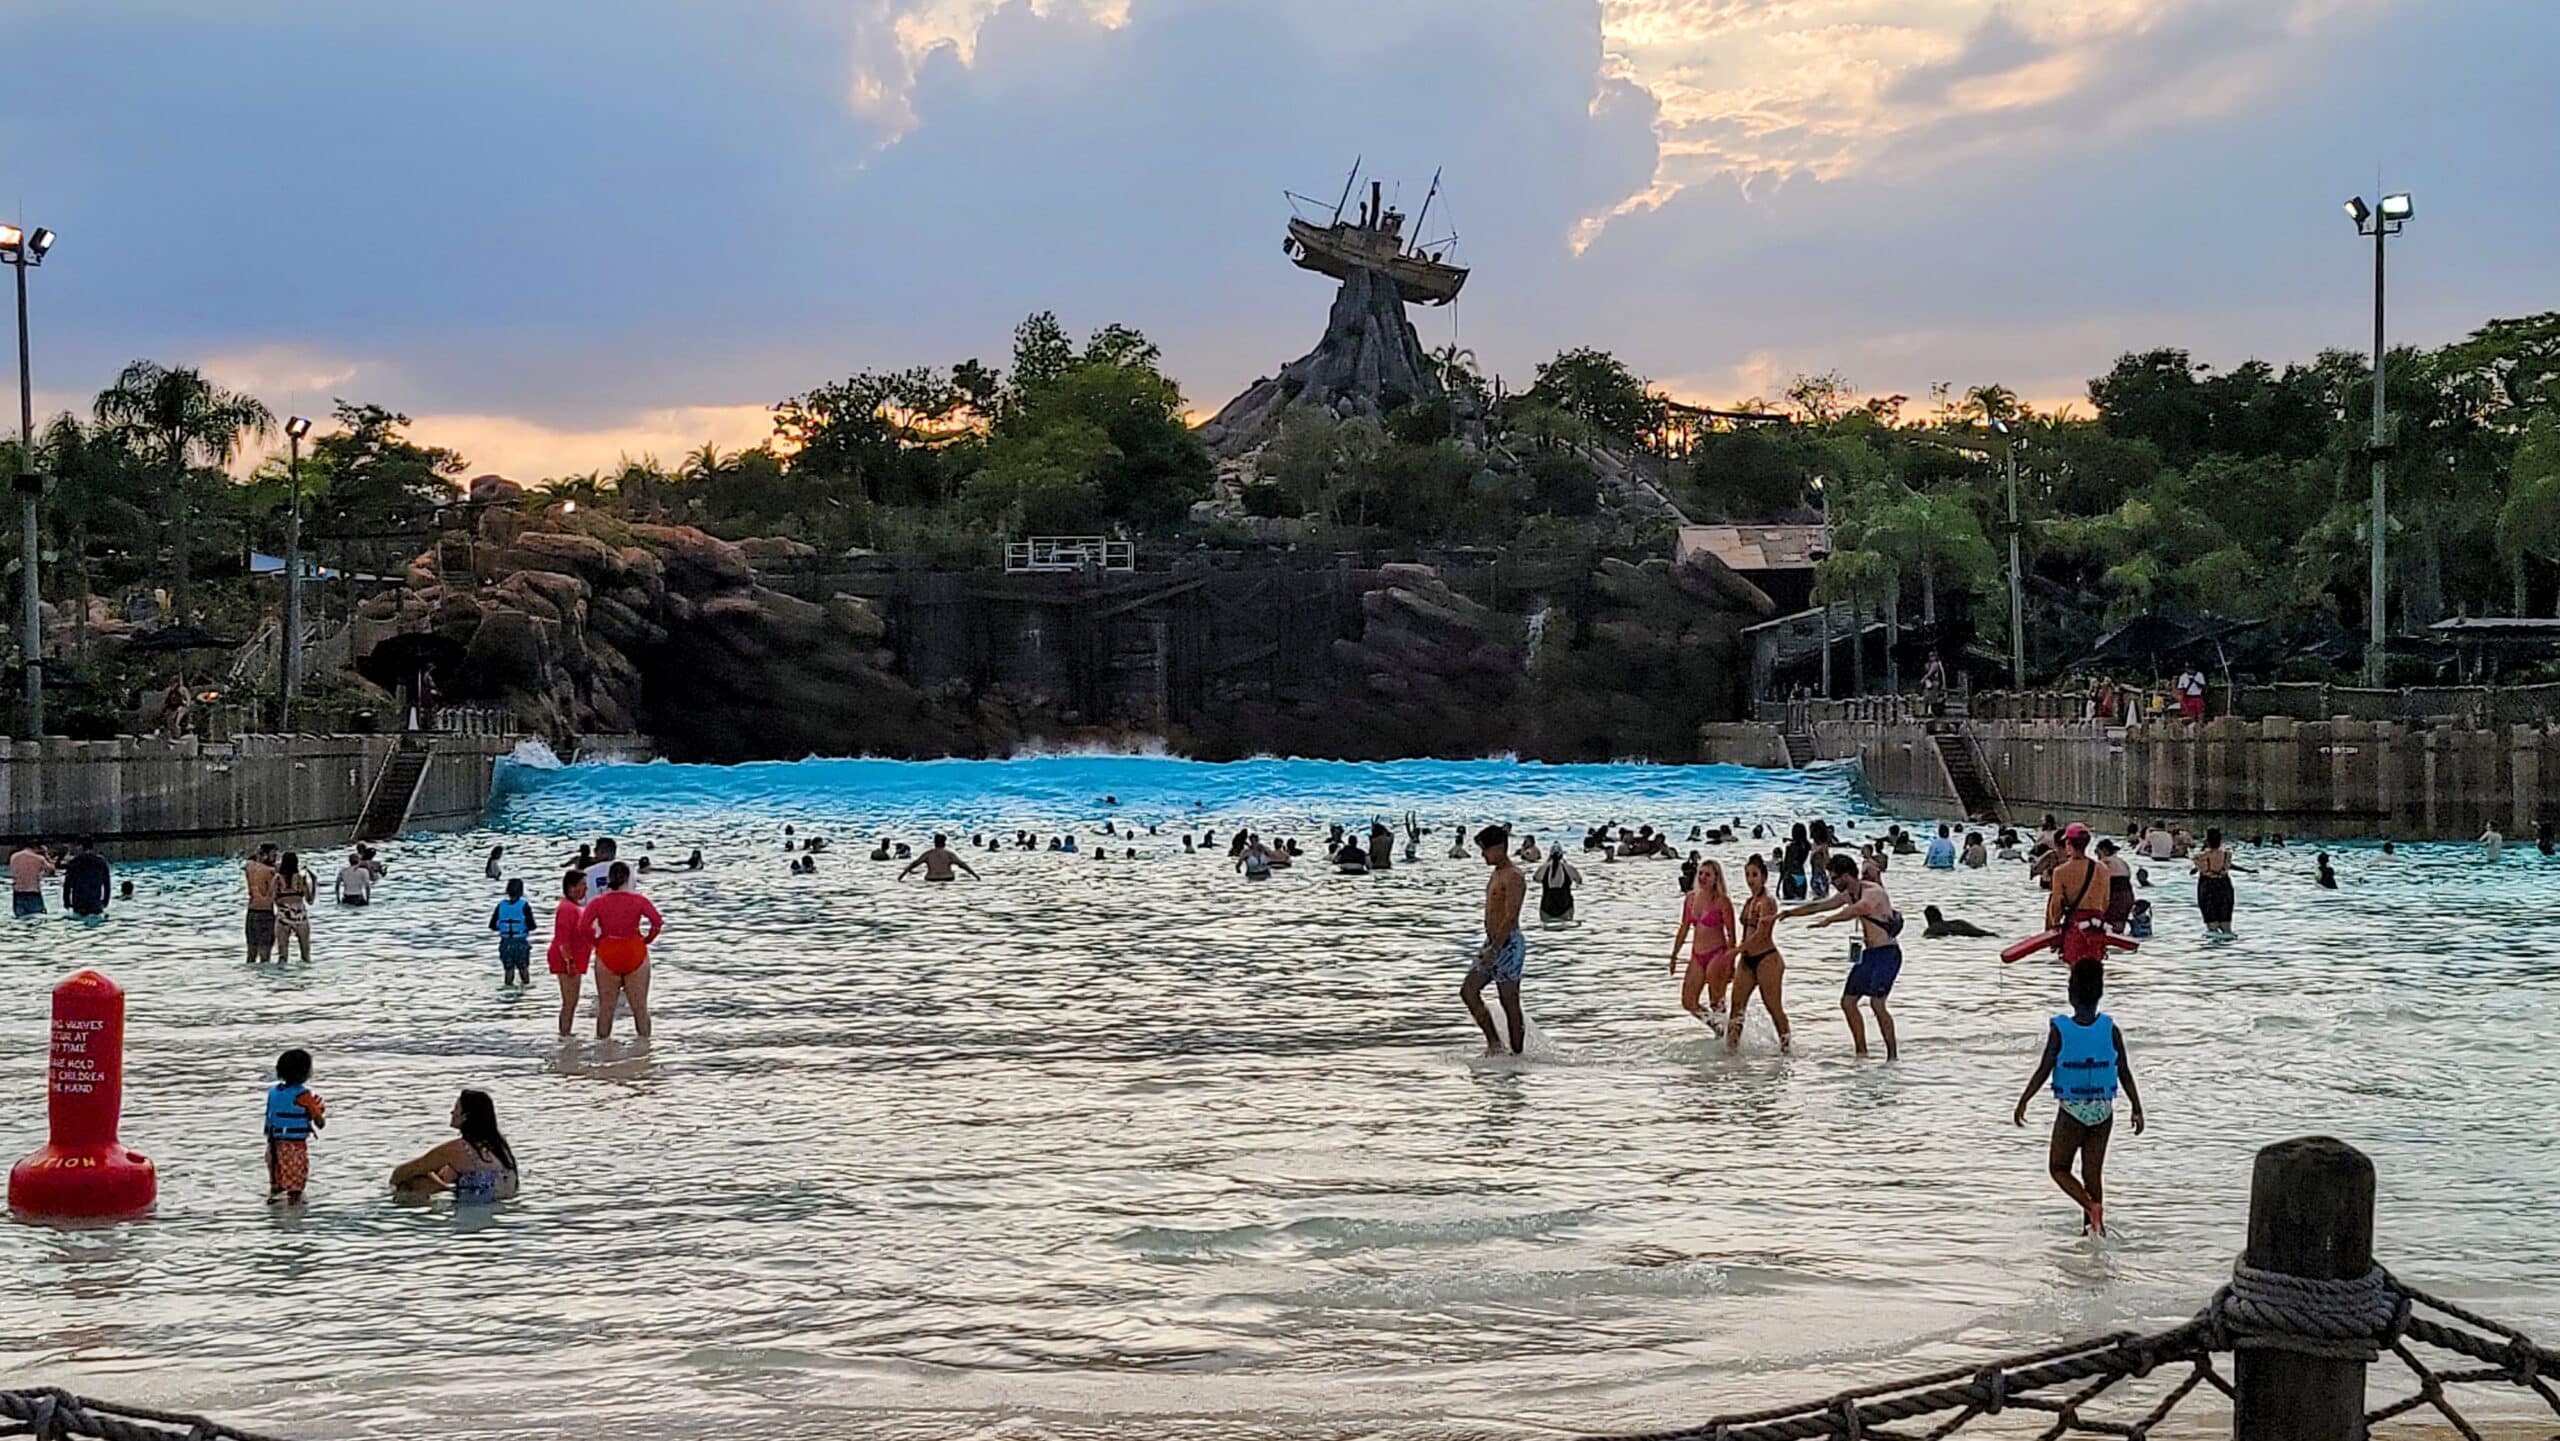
[1670,859,1738,1035]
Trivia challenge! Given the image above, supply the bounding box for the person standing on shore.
[1461,825,1528,1056]
[2193,828,2237,937]
[244,843,281,962]
[1783,853,1904,1059]
[2013,958,2144,1236]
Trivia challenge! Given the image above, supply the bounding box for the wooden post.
[2234,1136,2375,1441]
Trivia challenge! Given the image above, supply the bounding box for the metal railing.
[1003,537,1135,574]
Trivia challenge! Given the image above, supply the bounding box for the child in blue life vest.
[490,879,538,988]
[264,1048,328,1203]
[2013,957,2145,1237]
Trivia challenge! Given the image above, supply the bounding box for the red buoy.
[9,971,156,1219]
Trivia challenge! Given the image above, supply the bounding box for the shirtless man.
[244,843,281,963]
[899,834,980,883]
[1783,852,1904,1058]
[2045,825,2111,965]
[1461,825,1528,1056]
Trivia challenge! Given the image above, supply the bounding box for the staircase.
[1927,724,2004,823]
[353,741,433,842]
[1781,731,1818,767]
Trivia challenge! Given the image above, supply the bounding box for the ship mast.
[1410,168,1442,256]
[1329,155,1361,225]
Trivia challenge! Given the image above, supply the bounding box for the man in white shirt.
[585,837,625,896]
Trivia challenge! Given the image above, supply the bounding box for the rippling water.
[2,755,2553,1439]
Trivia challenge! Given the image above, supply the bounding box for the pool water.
[0,755,2552,1440]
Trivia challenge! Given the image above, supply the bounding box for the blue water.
[1,754,2552,1439]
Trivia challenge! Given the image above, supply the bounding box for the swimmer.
[2480,825,2505,861]
[390,1089,519,1203]
[871,838,892,860]
[1671,859,1737,1034]
[2192,828,2237,937]
[1446,827,1466,860]
[1238,835,1274,880]
[2013,957,2144,1236]
[684,849,704,871]
[1920,904,1993,939]
[1460,825,1528,1056]
[1783,852,1904,1059]
[1925,824,1956,869]
[1780,824,1811,901]
[1534,846,1581,921]
[1729,853,1791,1052]
[584,861,662,1039]
[2097,839,2134,932]
[1961,831,1988,868]
[2316,852,2337,889]
[899,835,980,882]
[1517,833,1541,863]
[484,846,504,880]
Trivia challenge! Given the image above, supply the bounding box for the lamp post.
[2344,192,2411,688]
[1989,419,2027,690]
[2,223,54,737]
[1811,475,1833,697]
[281,415,313,730]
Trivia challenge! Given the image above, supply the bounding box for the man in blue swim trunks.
[1462,824,1528,1055]
[1783,852,1903,1059]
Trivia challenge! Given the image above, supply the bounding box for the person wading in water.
[1461,825,1528,1056]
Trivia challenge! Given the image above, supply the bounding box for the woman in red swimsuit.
[583,861,663,1039]
[1670,859,1738,1036]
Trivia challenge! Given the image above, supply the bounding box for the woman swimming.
[390,1089,520,1203]
[1728,853,1791,1053]
[584,861,663,1039]
[1670,859,1737,1035]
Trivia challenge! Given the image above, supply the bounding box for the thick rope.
[0,1390,290,1441]
[2198,1261,2408,1361]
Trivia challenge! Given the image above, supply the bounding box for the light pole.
[281,415,313,730]
[1811,475,1833,697]
[2,223,55,737]
[2344,192,2411,688]
[1989,419,2027,690]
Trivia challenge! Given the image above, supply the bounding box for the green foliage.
[1523,347,1660,442]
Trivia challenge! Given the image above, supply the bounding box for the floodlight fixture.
[2378,193,2413,221]
[2343,197,2370,226]
[285,415,313,440]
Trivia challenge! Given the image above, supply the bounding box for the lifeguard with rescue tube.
[2003,823,2140,964]
[9,970,158,1219]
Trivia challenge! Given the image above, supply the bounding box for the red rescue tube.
[2000,929,2062,963]
[9,971,157,1219]
[2001,930,2141,963]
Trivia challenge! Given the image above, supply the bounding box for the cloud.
[389,406,781,485]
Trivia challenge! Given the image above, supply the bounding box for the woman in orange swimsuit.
[582,861,663,1039]
[1670,858,1737,1035]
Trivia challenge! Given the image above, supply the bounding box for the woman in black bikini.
[1728,853,1792,1053]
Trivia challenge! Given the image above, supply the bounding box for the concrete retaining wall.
[1699,718,2560,841]
[1,734,518,859]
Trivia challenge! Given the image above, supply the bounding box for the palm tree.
[92,360,274,621]
[1429,342,1483,401]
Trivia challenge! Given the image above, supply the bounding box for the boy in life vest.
[265,1048,328,1203]
[490,878,538,988]
[2013,958,2145,1236]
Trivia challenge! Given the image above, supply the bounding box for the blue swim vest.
[265,1082,316,1140]
[492,897,534,940]
[2052,1014,2119,1104]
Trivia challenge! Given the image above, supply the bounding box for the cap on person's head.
[2063,822,2091,847]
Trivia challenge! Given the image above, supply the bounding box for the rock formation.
[1197,268,1443,458]
[357,505,969,762]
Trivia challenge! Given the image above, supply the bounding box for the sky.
[2,0,2555,480]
